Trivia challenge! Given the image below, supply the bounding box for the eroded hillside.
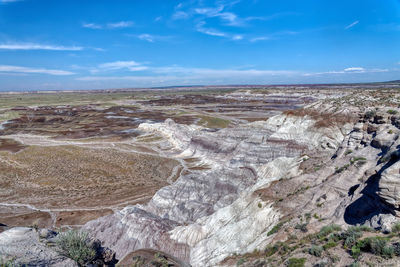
[1,84,400,266]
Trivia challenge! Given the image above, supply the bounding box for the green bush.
[348,262,361,267]
[356,236,394,258]
[265,244,279,257]
[323,240,337,250]
[391,222,400,233]
[317,224,341,239]
[267,220,291,236]
[56,230,96,266]
[341,226,367,248]
[387,109,398,115]
[351,245,361,259]
[0,258,17,267]
[295,223,308,233]
[309,245,323,257]
[364,110,376,120]
[393,242,400,256]
[236,258,246,266]
[286,257,306,267]
[267,222,284,236]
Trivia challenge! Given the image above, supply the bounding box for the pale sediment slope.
[84,102,355,266]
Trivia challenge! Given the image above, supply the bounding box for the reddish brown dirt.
[1,105,197,139]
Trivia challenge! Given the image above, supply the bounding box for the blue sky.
[0,0,399,91]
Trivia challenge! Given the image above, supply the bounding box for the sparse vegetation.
[198,115,230,128]
[392,223,400,233]
[286,257,306,267]
[295,223,308,233]
[309,245,323,257]
[56,230,96,266]
[236,258,247,266]
[0,258,16,267]
[387,109,398,115]
[268,221,286,236]
[152,253,169,267]
[317,224,341,239]
[365,110,376,120]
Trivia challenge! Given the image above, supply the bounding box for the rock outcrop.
[0,227,77,266]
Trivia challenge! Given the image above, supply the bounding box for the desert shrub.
[393,242,400,256]
[131,256,146,267]
[309,245,323,257]
[342,227,364,248]
[323,240,337,250]
[391,222,400,233]
[236,258,246,266]
[0,258,17,267]
[317,224,341,239]
[267,221,286,236]
[364,110,376,120]
[295,223,308,233]
[351,245,361,259]
[387,109,398,115]
[152,253,170,267]
[265,244,279,257]
[286,257,306,267]
[345,150,353,155]
[356,237,394,258]
[56,230,96,266]
[348,262,361,267]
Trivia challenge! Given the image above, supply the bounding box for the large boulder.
[371,127,398,150]
[378,160,400,209]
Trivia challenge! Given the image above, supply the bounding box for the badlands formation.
[1,83,400,266]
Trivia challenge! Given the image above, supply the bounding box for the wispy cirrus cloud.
[76,66,299,86]
[0,0,22,3]
[345,20,359,30]
[0,43,84,51]
[304,67,388,76]
[127,33,173,43]
[90,61,148,73]
[196,21,243,40]
[82,21,134,29]
[0,65,75,75]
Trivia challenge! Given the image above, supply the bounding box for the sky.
[0,0,399,91]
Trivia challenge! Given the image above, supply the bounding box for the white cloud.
[0,0,22,3]
[127,33,172,43]
[194,6,243,26]
[107,21,133,29]
[250,36,271,42]
[345,20,359,30]
[232,35,243,40]
[93,61,148,73]
[138,34,155,42]
[76,67,299,87]
[344,67,365,72]
[0,43,83,51]
[304,67,388,76]
[151,66,297,77]
[196,21,227,37]
[172,11,190,20]
[82,23,102,29]
[82,21,133,29]
[0,65,74,75]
